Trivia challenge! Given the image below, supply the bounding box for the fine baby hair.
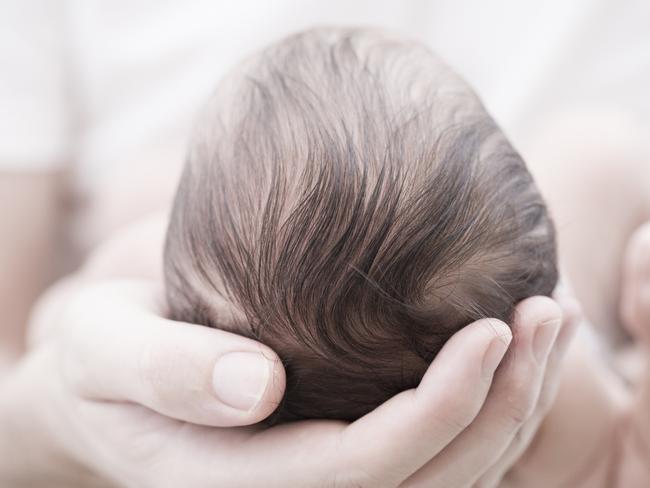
[164,27,558,423]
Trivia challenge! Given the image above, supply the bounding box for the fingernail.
[212,352,271,411]
[482,329,512,376]
[533,319,561,363]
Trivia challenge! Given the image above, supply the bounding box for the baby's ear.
[620,222,650,344]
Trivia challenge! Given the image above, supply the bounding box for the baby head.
[164,28,558,423]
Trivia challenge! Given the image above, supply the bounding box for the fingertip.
[211,346,286,425]
[250,347,287,422]
[483,317,513,344]
[481,320,513,378]
[346,318,514,481]
[513,295,563,332]
[425,318,511,385]
[446,317,512,349]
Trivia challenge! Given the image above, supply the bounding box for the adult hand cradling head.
[0,216,580,487]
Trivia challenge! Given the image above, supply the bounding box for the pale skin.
[497,109,650,487]
[1,108,646,487]
[0,208,577,487]
[0,59,580,484]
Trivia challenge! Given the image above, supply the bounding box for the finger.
[28,275,81,347]
[621,222,650,338]
[94,316,510,488]
[60,279,286,427]
[403,296,562,488]
[537,288,582,410]
[331,317,512,487]
[116,412,341,488]
[29,213,169,347]
[476,292,581,488]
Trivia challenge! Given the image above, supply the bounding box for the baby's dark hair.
[164,27,558,423]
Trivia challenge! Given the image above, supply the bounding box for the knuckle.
[442,408,475,431]
[501,381,536,426]
[504,396,534,425]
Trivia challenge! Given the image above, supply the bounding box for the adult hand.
[617,221,650,487]
[403,286,580,488]
[0,275,577,488]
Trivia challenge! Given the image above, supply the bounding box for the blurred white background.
[2,0,649,252]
